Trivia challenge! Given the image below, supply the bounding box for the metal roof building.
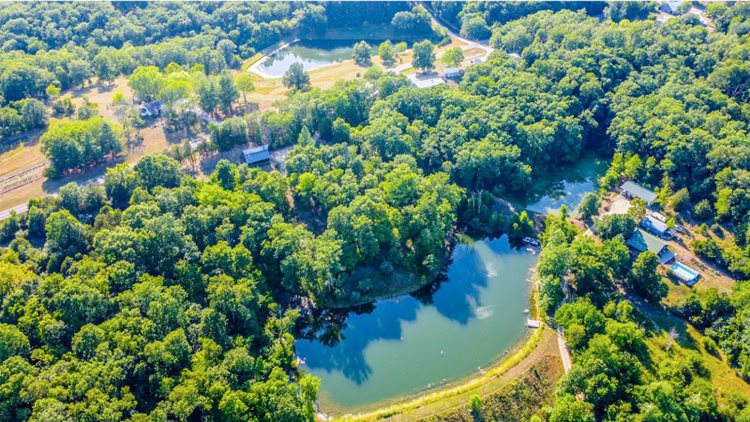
[641,215,673,238]
[660,1,683,14]
[411,77,446,89]
[444,67,463,80]
[620,181,658,206]
[627,229,675,265]
[242,145,270,165]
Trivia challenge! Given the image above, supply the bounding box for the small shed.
[660,1,683,14]
[242,145,270,166]
[620,181,657,206]
[444,67,463,80]
[641,215,674,239]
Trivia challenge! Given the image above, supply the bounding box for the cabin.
[443,67,463,80]
[620,181,657,206]
[660,1,683,14]
[242,144,270,166]
[641,215,674,239]
[139,101,162,118]
[627,229,675,265]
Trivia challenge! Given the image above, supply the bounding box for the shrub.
[469,394,482,413]
[701,336,719,356]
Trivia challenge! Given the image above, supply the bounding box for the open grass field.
[0,76,183,211]
[633,296,750,406]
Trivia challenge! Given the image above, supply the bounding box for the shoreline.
[314,263,543,421]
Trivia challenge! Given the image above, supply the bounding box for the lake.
[253,40,360,78]
[295,236,538,412]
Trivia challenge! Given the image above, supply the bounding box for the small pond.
[253,40,360,77]
[295,236,537,411]
[522,152,608,216]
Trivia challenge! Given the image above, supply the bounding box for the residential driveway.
[605,195,632,215]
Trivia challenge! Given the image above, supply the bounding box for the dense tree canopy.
[4,2,750,420]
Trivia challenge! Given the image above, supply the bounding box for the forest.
[1,1,750,421]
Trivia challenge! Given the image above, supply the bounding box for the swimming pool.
[672,262,700,286]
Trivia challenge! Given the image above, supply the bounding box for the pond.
[522,152,608,216]
[252,40,360,78]
[295,236,538,412]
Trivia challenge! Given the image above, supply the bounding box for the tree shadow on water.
[295,242,496,384]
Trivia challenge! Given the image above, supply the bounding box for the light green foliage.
[378,41,396,64]
[40,117,123,174]
[469,394,482,413]
[441,47,464,67]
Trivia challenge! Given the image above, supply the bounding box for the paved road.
[0,203,29,222]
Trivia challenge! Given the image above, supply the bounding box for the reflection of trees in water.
[510,154,606,209]
[294,240,505,384]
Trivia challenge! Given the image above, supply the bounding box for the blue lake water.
[296,236,537,411]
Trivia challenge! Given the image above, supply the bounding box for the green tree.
[628,251,667,302]
[577,193,600,221]
[378,41,396,64]
[352,41,372,66]
[218,72,239,114]
[595,214,636,240]
[282,63,311,92]
[468,394,482,414]
[461,15,491,40]
[133,154,183,191]
[0,324,30,361]
[45,210,89,262]
[128,66,164,101]
[441,47,464,67]
[235,73,255,106]
[412,40,436,72]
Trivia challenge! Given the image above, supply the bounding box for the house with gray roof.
[242,145,270,166]
[620,181,658,206]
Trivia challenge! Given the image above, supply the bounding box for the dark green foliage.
[412,40,436,72]
[595,214,636,240]
[283,62,311,92]
[391,6,432,35]
[210,117,249,151]
[352,41,372,66]
[577,193,600,221]
[627,252,667,302]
